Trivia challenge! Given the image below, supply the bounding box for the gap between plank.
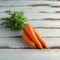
[0,46,60,49]
[1,27,60,29]
[0,36,60,38]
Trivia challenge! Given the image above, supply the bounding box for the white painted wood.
[0,38,60,48]
[0,0,60,59]
[0,1,56,6]
[28,20,60,28]
[0,28,60,37]
[37,29,60,37]
[1,6,60,13]
[44,38,60,47]
[0,0,58,1]
[0,38,31,48]
[1,13,60,19]
[0,28,22,37]
[1,20,60,28]
[51,2,60,6]
[0,1,60,7]
[0,6,32,13]
[32,7,60,13]
[0,6,50,13]
[0,49,60,60]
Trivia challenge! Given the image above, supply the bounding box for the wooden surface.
[0,0,60,60]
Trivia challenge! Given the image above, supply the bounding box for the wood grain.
[1,20,60,28]
[0,49,60,60]
[0,0,60,59]
[0,38,60,49]
[0,38,31,48]
[0,0,60,49]
[0,1,59,7]
[0,28,60,37]
[1,13,60,19]
[0,1,55,6]
[1,6,60,13]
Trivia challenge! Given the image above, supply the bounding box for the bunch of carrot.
[22,23,49,49]
[0,10,48,49]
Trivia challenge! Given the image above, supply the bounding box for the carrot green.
[0,10,49,49]
[1,10,27,30]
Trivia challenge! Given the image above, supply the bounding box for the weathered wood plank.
[0,38,60,48]
[0,38,31,48]
[1,13,60,19]
[0,6,50,13]
[0,0,60,59]
[0,1,60,8]
[0,28,22,37]
[31,7,60,13]
[0,1,55,6]
[0,49,60,60]
[0,1,59,7]
[0,28,60,37]
[0,0,57,1]
[0,6,32,13]
[0,20,60,28]
[1,6,60,13]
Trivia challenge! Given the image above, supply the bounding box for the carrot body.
[22,31,36,48]
[33,29,48,49]
[24,24,42,49]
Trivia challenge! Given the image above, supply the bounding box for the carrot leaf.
[1,10,27,31]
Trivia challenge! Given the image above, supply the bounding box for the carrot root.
[22,31,36,48]
[33,28,49,49]
[24,24,43,49]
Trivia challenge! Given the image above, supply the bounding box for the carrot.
[33,28,49,49]
[24,23,43,49]
[22,31,36,48]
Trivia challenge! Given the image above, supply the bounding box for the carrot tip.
[48,48,50,51]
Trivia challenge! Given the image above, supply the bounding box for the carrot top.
[1,10,49,49]
[1,10,27,31]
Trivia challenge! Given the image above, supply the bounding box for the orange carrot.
[24,23,43,49]
[22,31,36,48]
[33,28,48,49]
